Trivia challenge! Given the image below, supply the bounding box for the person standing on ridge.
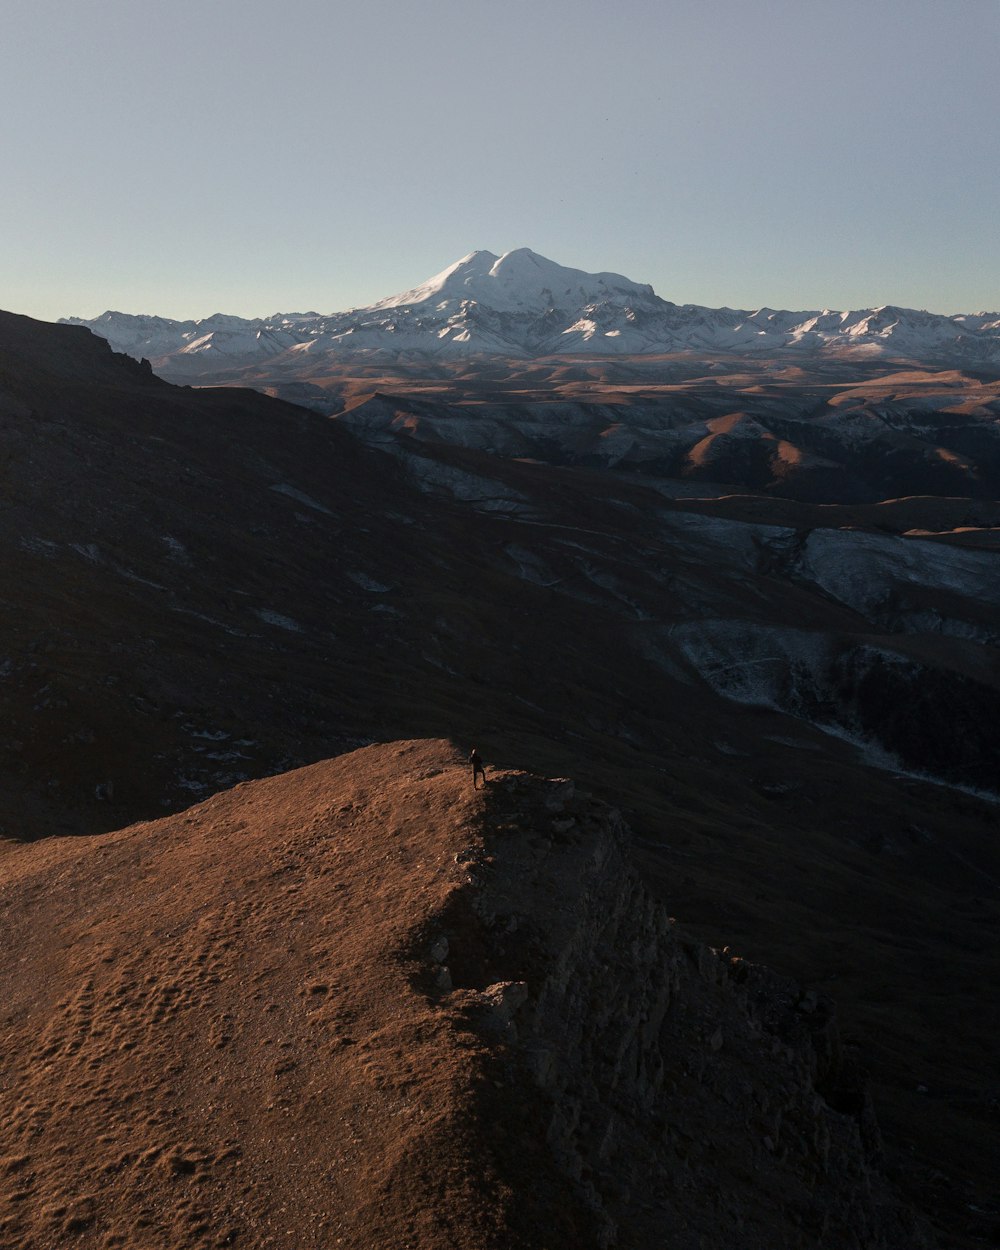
[469,747,485,789]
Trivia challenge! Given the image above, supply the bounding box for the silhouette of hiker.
[469,748,486,789]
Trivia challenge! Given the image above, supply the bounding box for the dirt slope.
[1,739,935,1250]
[0,741,597,1250]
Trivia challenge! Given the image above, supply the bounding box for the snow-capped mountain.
[367,248,656,315]
[62,248,1000,371]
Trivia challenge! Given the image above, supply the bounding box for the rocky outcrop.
[675,616,1000,796]
[431,770,932,1250]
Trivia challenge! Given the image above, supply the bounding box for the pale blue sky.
[3,0,998,321]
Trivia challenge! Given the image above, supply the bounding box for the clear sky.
[3,0,998,321]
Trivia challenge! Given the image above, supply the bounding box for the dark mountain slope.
[1,310,473,834]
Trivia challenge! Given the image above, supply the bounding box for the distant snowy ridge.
[62,248,1000,368]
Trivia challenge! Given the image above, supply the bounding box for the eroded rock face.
[437,770,932,1250]
[675,619,1000,794]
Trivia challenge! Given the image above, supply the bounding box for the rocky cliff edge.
[0,740,929,1249]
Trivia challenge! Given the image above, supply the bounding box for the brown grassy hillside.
[1,740,934,1249]
[0,741,602,1250]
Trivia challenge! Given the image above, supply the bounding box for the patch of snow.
[269,483,334,515]
[403,456,530,511]
[255,609,303,632]
[20,537,59,556]
[504,544,562,587]
[799,529,1000,613]
[113,566,167,590]
[175,777,211,794]
[162,535,189,563]
[577,560,650,619]
[346,571,392,593]
[808,718,999,805]
[170,605,245,635]
[674,620,825,708]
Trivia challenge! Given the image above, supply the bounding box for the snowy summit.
[369,248,656,316]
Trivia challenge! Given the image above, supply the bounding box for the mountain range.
[62,250,1000,509]
[63,248,1000,374]
[4,285,1000,1247]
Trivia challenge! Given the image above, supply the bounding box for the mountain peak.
[489,246,550,272]
[369,250,500,311]
[369,248,655,315]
